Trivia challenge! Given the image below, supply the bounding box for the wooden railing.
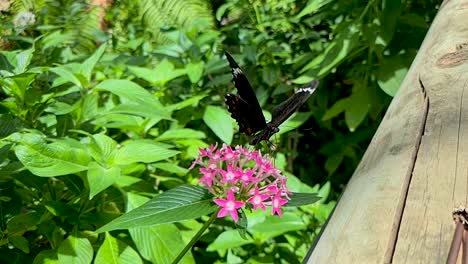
[305,0,468,262]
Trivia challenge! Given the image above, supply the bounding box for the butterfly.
[224,52,319,145]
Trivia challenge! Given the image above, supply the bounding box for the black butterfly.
[224,52,319,145]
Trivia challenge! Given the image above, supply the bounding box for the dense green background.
[0,0,438,263]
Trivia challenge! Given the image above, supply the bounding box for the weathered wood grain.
[306,0,468,262]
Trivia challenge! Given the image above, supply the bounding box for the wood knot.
[436,43,468,68]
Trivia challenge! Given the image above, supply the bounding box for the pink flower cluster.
[189,144,290,222]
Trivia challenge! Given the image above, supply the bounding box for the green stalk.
[171,209,220,264]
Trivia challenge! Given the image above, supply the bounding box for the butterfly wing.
[225,52,267,135]
[270,80,319,127]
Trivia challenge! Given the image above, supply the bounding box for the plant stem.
[171,209,220,264]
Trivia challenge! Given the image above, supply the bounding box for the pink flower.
[221,145,239,161]
[271,191,288,217]
[220,164,238,184]
[198,168,216,187]
[214,189,244,222]
[247,187,269,211]
[237,169,256,184]
[199,144,217,157]
[189,144,290,221]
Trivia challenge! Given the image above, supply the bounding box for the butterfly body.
[224,52,318,145]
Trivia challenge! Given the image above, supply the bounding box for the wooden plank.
[393,0,468,261]
[306,0,468,262]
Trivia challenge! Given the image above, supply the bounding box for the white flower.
[13,11,36,29]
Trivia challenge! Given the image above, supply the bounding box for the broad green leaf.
[284,193,321,207]
[203,105,233,144]
[87,162,121,199]
[277,112,312,136]
[0,48,34,74]
[9,236,29,253]
[295,0,333,20]
[262,66,278,86]
[44,201,78,217]
[324,152,344,175]
[0,73,36,102]
[57,236,93,264]
[88,134,117,164]
[97,185,217,232]
[50,66,84,88]
[377,66,407,96]
[128,59,186,85]
[153,162,188,175]
[106,104,167,120]
[33,250,58,264]
[95,233,142,264]
[298,22,360,78]
[176,139,208,160]
[167,94,207,111]
[285,172,317,193]
[156,128,206,141]
[95,79,171,119]
[45,101,74,115]
[207,229,254,252]
[12,133,90,177]
[7,211,41,234]
[41,30,75,51]
[345,85,370,131]
[114,140,179,165]
[130,224,194,264]
[381,0,402,44]
[215,2,236,21]
[250,212,306,241]
[186,61,205,83]
[80,43,107,81]
[376,55,408,96]
[322,98,350,121]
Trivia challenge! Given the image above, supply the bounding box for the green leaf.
[285,193,321,207]
[186,61,205,83]
[376,56,408,96]
[156,129,206,141]
[153,162,188,175]
[295,0,333,20]
[167,94,207,111]
[33,250,58,264]
[128,59,186,85]
[250,212,306,241]
[130,224,194,264]
[322,98,350,121]
[9,236,29,253]
[80,43,107,81]
[114,140,179,165]
[87,162,121,199]
[345,85,370,131]
[207,229,254,252]
[57,236,93,264]
[277,112,312,136]
[203,105,233,144]
[324,153,344,175]
[12,133,90,177]
[97,185,217,232]
[0,48,34,74]
[380,0,402,44]
[95,233,142,264]
[44,201,78,217]
[299,22,360,78]
[50,66,84,88]
[88,134,117,164]
[95,79,171,119]
[262,66,278,86]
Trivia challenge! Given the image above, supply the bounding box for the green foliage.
[0,0,438,263]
